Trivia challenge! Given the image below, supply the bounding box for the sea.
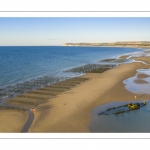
[1,45,150,132]
[0,46,142,100]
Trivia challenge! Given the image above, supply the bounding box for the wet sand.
[134,56,150,64]
[137,74,150,78]
[134,79,149,84]
[1,56,150,132]
[29,57,150,132]
[119,55,129,59]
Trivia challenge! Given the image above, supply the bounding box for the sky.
[0,17,150,46]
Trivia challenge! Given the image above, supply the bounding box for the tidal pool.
[123,69,150,94]
[89,101,150,132]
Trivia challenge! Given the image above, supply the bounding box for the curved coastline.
[1,48,150,132]
[29,55,150,132]
[89,55,150,132]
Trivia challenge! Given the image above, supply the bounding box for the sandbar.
[119,55,129,59]
[137,73,150,78]
[133,79,149,84]
[134,56,150,64]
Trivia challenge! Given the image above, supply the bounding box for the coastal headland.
[1,54,150,132]
[63,41,150,48]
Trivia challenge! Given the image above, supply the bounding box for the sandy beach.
[1,56,150,132]
[0,110,28,132]
[29,56,150,132]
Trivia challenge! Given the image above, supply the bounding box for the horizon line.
[1,41,150,46]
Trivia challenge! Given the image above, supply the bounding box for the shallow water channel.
[89,101,150,132]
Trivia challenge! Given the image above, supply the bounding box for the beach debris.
[128,103,139,110]
[142,102,146,105]
[99,102,147,116]
[115,110,125,114]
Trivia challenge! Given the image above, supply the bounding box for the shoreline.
[63,44,150,49]
[1,52,150,132]
[0,46,143,89]
[29,56,150,132]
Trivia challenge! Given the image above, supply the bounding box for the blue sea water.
[0,46,141,89]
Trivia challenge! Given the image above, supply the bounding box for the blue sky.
[0,17,150,46]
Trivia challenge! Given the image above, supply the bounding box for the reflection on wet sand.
[133,79,149,84]
[137,73,150,78]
